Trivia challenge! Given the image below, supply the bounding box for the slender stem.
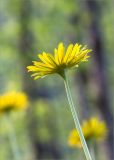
[5,114,21,160]
[63,74,93,160]
[90,145,95,160]
[88,141,96,160]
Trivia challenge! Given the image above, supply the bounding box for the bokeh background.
[0,0,114,160]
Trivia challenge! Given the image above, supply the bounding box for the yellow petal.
[38,52,55,68]
[33,61,53,69]
[67,44,82,63]
[57,42,65,64]
[54,48,59,65]
[27,66,39,72]
[64,44,73,63]
[44,53,57,67]
[71,44,80,57]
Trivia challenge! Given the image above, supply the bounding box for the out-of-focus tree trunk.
[18,0,62,159]
[85,1,114,159]
[18,0,40,100]
[70,0,113,159]
[18,1,39,159]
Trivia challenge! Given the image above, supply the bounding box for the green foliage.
[0,0,113,159]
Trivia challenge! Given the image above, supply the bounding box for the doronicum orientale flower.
[68,117,108,148]
[27,42,92,79]
[0,91,28,113]
[27,42,93,160]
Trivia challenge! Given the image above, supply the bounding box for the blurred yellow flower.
[27,42,92,79]
[0,91,28,113]
[68,117,108,148]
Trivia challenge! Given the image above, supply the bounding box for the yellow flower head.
[68,129,82,148]
[68,117,108,148]
[0,91,28,113]
[27,42,92,79]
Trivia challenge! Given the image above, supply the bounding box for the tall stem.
[90,144,95,160]
[5,114,21,160]
[63,73,92,160]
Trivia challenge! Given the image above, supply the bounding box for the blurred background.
[0,0,114,160]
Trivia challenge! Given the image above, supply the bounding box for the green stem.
[90,145,95,160]
[5,114,21,160]
[63,73,92,160]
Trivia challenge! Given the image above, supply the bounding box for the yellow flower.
[0,91,28,113]
[68,117,108,148]
[68,129,82,148]
[27,42,92,79]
